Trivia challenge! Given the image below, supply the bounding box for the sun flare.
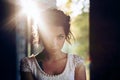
[20,0,40,23]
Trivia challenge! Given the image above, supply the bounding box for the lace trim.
[20,57,32,72]
[73,54,84,67]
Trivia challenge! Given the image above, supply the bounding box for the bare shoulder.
[73,54,86,80]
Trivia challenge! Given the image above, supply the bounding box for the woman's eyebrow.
[58,34,65,36]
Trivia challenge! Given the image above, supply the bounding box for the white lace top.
[20,54,84,80]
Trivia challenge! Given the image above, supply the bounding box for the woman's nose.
[49,38,58,47]
[53,38,58,46]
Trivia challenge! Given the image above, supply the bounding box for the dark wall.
[90,0,120,80]
[0,1,16,80]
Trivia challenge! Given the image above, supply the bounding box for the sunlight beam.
[20,0,39,22]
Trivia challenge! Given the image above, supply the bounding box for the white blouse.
[20,54,84,80]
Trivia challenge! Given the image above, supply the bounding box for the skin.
[36,26,67,75]
[21,26,86,80]
[75,63,86,80]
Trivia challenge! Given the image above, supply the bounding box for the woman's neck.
[43,49,65,61]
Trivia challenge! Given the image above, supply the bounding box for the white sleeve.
[20,57,32,72]
[73,55,84,67]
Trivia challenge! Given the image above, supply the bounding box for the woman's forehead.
[38,25,65,35]
[47,26,65,34]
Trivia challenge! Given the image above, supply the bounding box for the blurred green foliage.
[71,12,89,60]
[61,0,89,60]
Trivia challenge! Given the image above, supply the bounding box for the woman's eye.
[58,36,64,39]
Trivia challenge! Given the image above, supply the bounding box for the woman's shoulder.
[21,54,35,64]
[69,54,84,67]
[20,54,36,72]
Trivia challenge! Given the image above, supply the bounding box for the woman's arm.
[20,72,34,80]
[75,63,86,80]
[20,57,34,80]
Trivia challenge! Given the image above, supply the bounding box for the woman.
[20,8,86,80]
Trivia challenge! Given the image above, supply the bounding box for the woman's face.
[39,25,66,53]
